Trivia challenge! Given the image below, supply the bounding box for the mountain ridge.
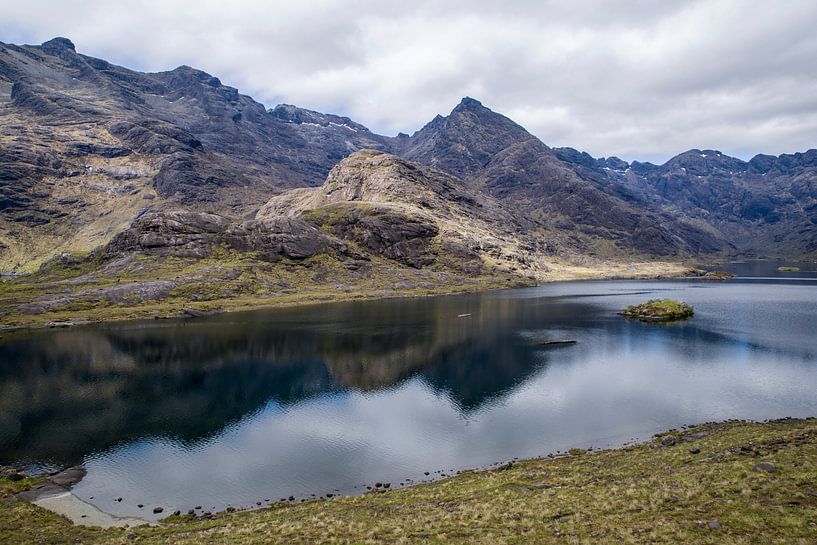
[1,36,815,281]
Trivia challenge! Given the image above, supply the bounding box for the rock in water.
[537,339,577,346]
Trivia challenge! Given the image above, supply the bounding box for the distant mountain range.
[1,37,815,279]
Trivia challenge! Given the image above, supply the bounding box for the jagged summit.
[40,37,75,52]
[399,96,536,179]
[453,96,484,110]
[661,149,747,176]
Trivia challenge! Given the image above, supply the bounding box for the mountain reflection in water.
[1,274,816,519]
[0,294,581,465]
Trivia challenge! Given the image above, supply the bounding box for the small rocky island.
[777,266,801,272]
[621,299,694,322]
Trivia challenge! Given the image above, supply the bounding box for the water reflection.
[0,295,585,464]
[1,273,816,519]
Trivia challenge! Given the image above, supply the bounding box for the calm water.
[1,261,816,519]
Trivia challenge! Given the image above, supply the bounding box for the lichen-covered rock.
[226,216,342,262]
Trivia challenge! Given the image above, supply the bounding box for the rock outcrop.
[259,150,543,275]
[103,210,351,263]
[305,205,440,269]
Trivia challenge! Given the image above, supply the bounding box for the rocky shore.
[2,418,815,544]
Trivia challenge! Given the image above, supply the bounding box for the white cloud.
[1,0,816,162]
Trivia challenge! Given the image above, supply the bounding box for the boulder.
[753,461,777,473]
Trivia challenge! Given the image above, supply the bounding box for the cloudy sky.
[2,0,816,162]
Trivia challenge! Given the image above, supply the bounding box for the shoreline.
[3,417,815,543]
[17,415,809,527]
[32,492,149,529]
[0,260,698,332]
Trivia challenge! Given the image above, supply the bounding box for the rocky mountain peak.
[399,97,536,178]
[747,149,817,174]
[164,64,226,90]
[453,96,484,112]
[748,153,778,173]
[40,37,75,53]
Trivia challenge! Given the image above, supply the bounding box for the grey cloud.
[1,0,815,162]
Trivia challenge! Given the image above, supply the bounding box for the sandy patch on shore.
[14,465,151,528]
[33,490,150,528]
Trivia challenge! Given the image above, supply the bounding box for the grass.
[0,242,698,330]
[778,266,801,272]
[621,299,694,322]
[0,249,529,329]
[2,418,816,544]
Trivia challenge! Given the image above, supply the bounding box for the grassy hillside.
[2,418,815,544]
[0,246,696,330]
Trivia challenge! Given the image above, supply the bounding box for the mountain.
[397,96,537,178]
[259,149,549,274]
[398,98,727,256]
[0,150,551,328]
[0,37,392,271]
[554,147,817,258]
[2,145,699,328]
[1,37,816,327]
